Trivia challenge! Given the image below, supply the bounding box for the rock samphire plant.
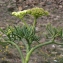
[0,7,63,63]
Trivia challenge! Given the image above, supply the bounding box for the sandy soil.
[0,0,63,63]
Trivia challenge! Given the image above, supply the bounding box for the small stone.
[60,54,63,57]
[46,1,52,5]
[53,60,57,62]
[18,6,23,11]
[59,5,63,8]
[35,27,39,32]
[13,0,16,2]
[40,2,46,6]
[52,45,55,48]
[54,16,60,20]
[3,34,6,37]
[51,52,57,54]
[56,16,60,18]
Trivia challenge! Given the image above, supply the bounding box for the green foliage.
[56,57,63,63]
[0,7,50,63]
[0,25,39,44]
[46,24,63,40]
[14,25,39,44]
[0,26,15,41]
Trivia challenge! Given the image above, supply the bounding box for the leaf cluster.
[46,24,63,40]
[0,25,39,45]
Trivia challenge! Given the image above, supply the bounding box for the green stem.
[22,38,30,53]
[0,41,25,63]
[33,18,37,29]
[25,41,53,63]
[21,18,29,28]
[54,42,63,45]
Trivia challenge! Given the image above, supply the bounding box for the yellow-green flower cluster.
[12,7,49,19]
[12,10,28,19]
[6,26,14,35]
[27,7,49,19]
[7,29,12,35]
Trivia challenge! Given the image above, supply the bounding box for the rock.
[18,6,23,11]
[52,45,56,48]
[39,2,46,6]
[59,5,63,8]
[46,1,52,5]
[13,0,16,2]
[35,27,40,32]
[54,16,60,20]
[53,60,58,63]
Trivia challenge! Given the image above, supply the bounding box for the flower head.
[12,7,49,19]
[27,7,49,19]
[12,10,28,19]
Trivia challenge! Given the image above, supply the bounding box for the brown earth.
[0,0,63,63]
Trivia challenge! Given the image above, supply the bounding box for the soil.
[0,0,63,63]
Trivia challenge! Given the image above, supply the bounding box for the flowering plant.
[0,7,63,63]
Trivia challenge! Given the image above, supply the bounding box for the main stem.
[25,41,53,63]
[21,18,29,28]
[33,18,37,29]
[22,38,31,53]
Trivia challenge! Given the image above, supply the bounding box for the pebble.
[52,45,55,48]
[60,54,63,57]
[54,16,60,20]
[39,2,45,6]
[53,60,57,62]
[59,5,63,8]
[46,1,52,5]
[35,27,40,32]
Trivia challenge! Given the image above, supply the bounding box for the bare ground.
[0,0,63,63]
